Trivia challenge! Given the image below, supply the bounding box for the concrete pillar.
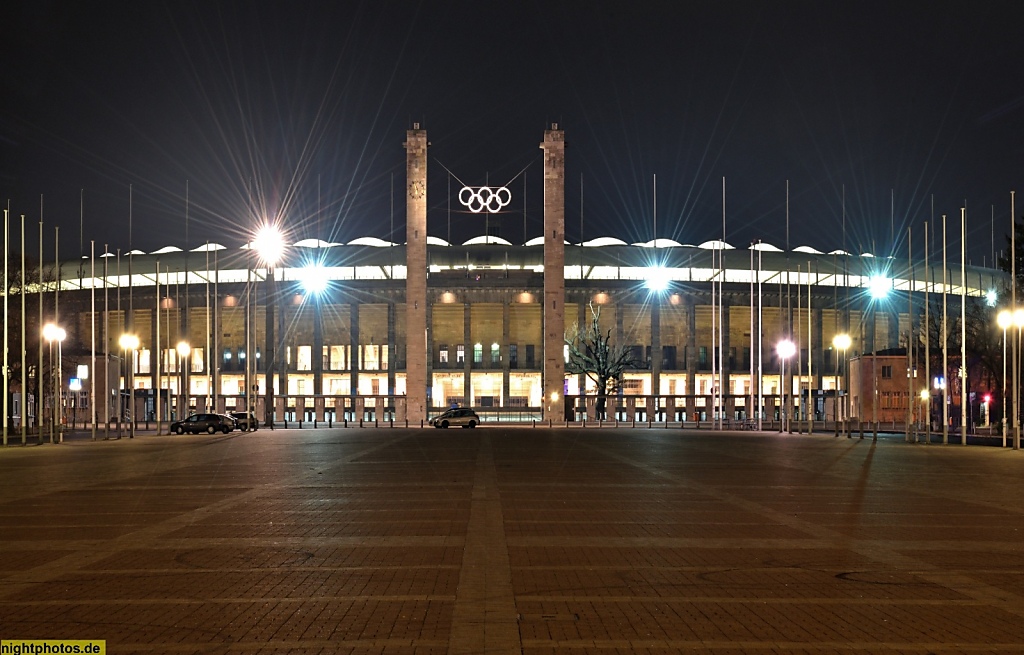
[464,302,472,405]
[541,124,566,423]
[313,294,323,397]
[686,300,697,417]
[350,302,359,414]
[502,301,511,405]
[404,124,428,421]
[387,301,396,397]
[722,302,732,420]
[651,300,661,395]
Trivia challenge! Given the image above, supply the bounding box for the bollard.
[343,417,347,428]
[375,419,379,428]
[548,419,552,428]
[390,419,394,428]
[314,419,318,429]
[359,418,363,428]
[632,418,636,428]
[859,421,864,439]
[533,420,536,428]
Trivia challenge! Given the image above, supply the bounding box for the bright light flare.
[644,266,669,292]
[776,339,796,359]
[998,310,1013,330]
[119,333,139,350]
[868,275,891,300]
[176,341,191,357]
[300,263,328,295]
[832,333,851,351]
[986,289,997,307]
[42,323,66,342]
[252,225,285,266]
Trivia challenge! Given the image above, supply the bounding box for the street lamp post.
[998,310,1011,448]
[777,339,796,434]
[42,323,66,444]
[832,334,851,437]
[119,334,139,439]
[253,226,284,430]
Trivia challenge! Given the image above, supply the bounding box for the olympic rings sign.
[458,186,512,213]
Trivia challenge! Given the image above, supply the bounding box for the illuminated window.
[473,343,483,364]
[297,345,312,371]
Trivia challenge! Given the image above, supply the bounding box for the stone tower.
[541,124,566,422]
[404,124,428,421]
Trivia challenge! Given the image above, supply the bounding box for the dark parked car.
[171,413,235,435]
[431,408,480,428]
[230,411,259,431]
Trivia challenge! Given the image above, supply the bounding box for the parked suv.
[229,411,259,431]
[170,413,235,435]
[430,408,480,429]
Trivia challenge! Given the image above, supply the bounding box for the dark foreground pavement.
[2,427,1024,654]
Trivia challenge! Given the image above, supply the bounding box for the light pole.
[832,333,851,437]
[177,340,191,420]
[253,225,284,430]
[998,310,1011,448]
[42,323,66,444]
[119,333,139,439]
[777,339,796,433]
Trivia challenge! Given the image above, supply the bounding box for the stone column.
[349,302,359,410]
[651,299,661,397]
[502,301,511,405]
[313,293,323,397]
[464,302,472,406]
[541,124,566,422]
[722,301,733,420]
[404,124,428,421]
[685,300,697,418]
[387,301,396,397]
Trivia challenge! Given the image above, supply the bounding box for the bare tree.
[564,302,638,419]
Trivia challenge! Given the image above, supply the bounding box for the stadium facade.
[12,125,1007,429]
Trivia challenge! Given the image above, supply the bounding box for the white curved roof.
[829,249,852,256]
[463,235,513,246]
[583,237,628,247]
[632,238,685,248]
[427,236,450,246]
[151,246,183,254]
[750,242,783,252]
[347,237,395,247]
[191,243,227,252]
[698,240,735,250]
[793,245,823,254]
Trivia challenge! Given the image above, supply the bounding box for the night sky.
[2,1,1023,266]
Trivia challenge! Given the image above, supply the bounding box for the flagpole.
[942,215,948,444]
[3,208,8,447]
[21,216,27,444]
[960,207,967,444]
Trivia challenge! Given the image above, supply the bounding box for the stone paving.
[1,427,1024,654]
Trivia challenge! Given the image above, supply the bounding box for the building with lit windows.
[24,125,1007,428]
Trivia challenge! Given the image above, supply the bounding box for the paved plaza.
[2,426,1024,654]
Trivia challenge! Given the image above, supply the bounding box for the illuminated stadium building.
[30,125,1006,427]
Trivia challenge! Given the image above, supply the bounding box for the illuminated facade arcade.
[26,126,1007,427]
